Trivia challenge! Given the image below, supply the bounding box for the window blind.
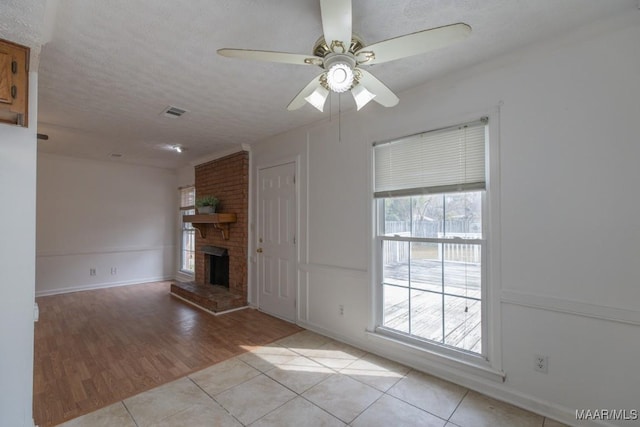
[373,119,487,198]
[180,186,195,210]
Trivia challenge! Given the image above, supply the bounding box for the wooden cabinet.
[0,38,29,127]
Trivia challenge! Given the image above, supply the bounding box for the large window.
[374,119,487,357]
[179,186,195,274]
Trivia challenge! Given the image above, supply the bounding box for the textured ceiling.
[1,0,637,169]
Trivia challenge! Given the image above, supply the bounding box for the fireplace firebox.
[202,246,229,288]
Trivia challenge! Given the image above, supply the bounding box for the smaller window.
[179,186,195,274]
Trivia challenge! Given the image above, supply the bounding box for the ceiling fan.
[217,0,471,112]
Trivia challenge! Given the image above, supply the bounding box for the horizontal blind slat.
[180,186,195,208]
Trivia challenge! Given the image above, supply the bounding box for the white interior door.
[257,162,297,321]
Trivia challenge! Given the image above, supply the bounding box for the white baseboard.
[296,320,613,427]
[35,276,173,297]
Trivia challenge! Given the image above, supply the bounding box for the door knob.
[256,248,263,253]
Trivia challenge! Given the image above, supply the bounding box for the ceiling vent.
[161,106,188,118]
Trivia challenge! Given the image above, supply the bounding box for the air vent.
[161,106,188,118]
[109,153,123,158]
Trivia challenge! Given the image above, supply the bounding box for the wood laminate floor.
[33,281,302,427]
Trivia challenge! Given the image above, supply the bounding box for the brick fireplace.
[170,151,249,313]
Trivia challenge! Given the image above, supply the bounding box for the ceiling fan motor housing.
[323,53,356,70]
[313,35,365,59]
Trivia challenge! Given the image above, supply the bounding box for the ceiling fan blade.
[320,0,352,52]
[217,48,322,66]
[356,23,471,65]
[287,74,325,111]
[357,69,399,107]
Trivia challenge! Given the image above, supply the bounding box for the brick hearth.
[171,283,245,312]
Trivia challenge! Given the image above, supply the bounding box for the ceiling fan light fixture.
[326,62,354,93]
[351,83,376,110]
[304,85,330,112]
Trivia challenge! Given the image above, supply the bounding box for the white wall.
[0,73,37,426]
[36,154,177,295]
[176,164,194,188]
[250,12,640,427]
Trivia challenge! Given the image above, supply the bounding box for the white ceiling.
[1,0,636,169]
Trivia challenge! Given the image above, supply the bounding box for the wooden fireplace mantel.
[183,213,237,240]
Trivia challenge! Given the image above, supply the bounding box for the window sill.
[365,329,505,383]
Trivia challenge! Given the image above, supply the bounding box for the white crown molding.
[191,144,251,167]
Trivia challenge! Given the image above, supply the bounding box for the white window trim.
[369,109,503,379]
[180,210,195,275]
[178,186,196,276]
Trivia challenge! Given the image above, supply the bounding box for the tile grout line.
[251,357,345,424]
[291,372,357,424]
[190,356,263,396]
[241,379,299,426]
[377,369,456,425]
[348,391,386,425]
[333,364,410,424]
[120,400,140,427]
[187,376,246,426]
[242,344,356,426]
[189,352,335,427]
[298,393,351,426]
[447,388,470,425]
[272,339,427,426]
[265,339,367,422]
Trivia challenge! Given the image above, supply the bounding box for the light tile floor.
[58,330,568,427]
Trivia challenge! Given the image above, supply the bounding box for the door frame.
[253,157,300,322]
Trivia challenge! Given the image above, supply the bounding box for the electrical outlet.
[534,354,548,373]
[111,267,117,275]
[339,304,344,316]
[89,268,96,276]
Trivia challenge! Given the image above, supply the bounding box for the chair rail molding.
[501,289,640,326]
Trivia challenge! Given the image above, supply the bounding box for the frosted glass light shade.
[351,84,376,110]
[304,86,330,112]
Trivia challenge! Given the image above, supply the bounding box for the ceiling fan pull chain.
[338,93,342,142]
